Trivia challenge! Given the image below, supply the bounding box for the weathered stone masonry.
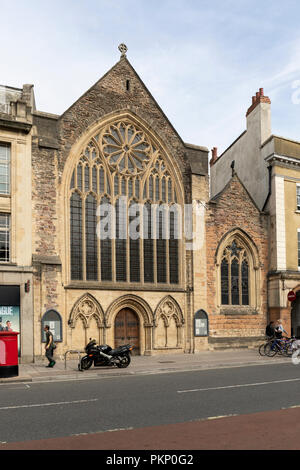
[0,52,268,360]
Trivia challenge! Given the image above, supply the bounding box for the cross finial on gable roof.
[118,43,128,58]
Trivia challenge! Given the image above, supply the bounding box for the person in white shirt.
[275,319,288,339]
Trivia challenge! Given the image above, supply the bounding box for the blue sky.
[1,0,300,154]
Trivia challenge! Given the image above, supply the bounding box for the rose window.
[101,121,152,175]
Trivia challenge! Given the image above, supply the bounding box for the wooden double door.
[114,308,140,355]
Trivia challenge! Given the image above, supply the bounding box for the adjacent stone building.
[263,136,300,337]
[0,47,269,362]
[0,84,34,362]
[210,87,300,337]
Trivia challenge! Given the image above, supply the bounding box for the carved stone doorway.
[114,308,140,355]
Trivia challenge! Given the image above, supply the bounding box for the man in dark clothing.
[44,325,56,368]
[265,321,275,338]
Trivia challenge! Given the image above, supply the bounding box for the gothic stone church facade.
[0,50,268,362]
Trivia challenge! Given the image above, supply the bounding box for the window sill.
[65,282,185,292]
[220,306,259,316]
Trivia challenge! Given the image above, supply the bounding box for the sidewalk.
[0,348,293,384]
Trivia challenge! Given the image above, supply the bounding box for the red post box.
[0,331,20,378]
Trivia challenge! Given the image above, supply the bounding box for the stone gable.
[57,58,191,179]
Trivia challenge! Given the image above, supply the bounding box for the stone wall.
[31,56,209,357]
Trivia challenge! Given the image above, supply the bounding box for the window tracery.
[69,118,181,285]
[220,238,249,306]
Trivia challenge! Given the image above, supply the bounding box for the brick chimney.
[246,88,271,117]
[246,88,271,144]
[209,147,218,166]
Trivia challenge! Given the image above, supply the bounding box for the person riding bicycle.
[265,321,275,338]
[275,319,288,340]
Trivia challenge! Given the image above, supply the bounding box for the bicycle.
[258,336,275,356]
[264,337,295,357]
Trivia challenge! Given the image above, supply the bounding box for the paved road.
[0,361,300,449]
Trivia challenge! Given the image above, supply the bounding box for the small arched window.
[220,239,250,306]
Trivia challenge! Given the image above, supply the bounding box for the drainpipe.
[262,165,272,212]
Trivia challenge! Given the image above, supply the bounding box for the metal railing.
[64,349,85,371]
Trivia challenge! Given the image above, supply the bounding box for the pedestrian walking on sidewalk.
[44,325,56,368]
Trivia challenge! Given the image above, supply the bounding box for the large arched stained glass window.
[69,118,181,285]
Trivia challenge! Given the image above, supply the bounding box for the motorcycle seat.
[110,345,131,355]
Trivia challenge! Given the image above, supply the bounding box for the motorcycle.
[79,338,133,370]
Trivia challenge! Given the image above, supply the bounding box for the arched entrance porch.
[106,294,154,355]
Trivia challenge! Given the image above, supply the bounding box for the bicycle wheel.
[259,342,267,356]
[283,343,293,357]
[264,343,278,357]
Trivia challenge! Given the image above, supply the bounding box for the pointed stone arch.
[154,295,185,327]
[62,110,185,288]
[105,294,153,327]
[68,293,105,329]
[62,109,185,200]
[105,294,154,355]
[215,228,261,309]
[215,228,260,269]
[154,296,185,349]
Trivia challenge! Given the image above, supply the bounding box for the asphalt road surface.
[1,361,300,450]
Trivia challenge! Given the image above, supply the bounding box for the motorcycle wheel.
[116,354,131,368]
[80,357,93,370]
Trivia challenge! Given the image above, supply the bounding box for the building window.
[220,239,249,306]
[69,118,181,285]
[0,213,10,262]
[70,192,82,280]
[0,143,10,195]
